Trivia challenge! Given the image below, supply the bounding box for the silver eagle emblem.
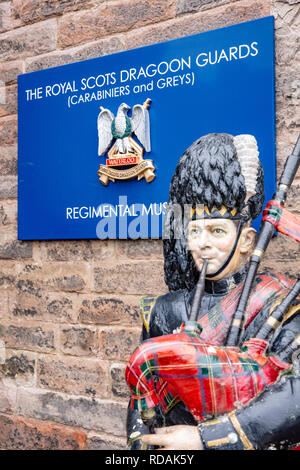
[97,99,155,186]
[97,101,151,156]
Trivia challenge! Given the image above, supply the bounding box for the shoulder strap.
[140,296,159,333]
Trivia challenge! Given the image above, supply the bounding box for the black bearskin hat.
[163,133,264,292]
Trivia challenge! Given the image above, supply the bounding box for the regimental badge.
[97,98,155,186]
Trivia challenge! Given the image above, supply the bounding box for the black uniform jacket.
[127,268,300,450]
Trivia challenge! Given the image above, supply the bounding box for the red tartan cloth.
[125,325,291,423]
[262,200,300,243]
[191,273,294,346]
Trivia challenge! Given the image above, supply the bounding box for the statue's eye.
[189,227,200,237]
[213,228,225,235]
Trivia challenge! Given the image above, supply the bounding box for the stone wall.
[0,0,299,450]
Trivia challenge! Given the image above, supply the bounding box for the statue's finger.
[141,433,169,446]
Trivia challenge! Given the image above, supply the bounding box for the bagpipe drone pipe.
[125,134,300,426]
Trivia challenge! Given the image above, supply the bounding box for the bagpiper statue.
[126,132,300,450]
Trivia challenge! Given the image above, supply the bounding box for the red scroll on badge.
[125,322,291,423]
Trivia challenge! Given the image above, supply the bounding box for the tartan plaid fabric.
[194,273,295,346]
[125,326,291,423]
[263,200,300,243]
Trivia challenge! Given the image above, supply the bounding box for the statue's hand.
[141,425,203,450]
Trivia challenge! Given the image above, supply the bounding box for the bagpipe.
[125,134,300,429]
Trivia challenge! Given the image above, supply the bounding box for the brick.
[87,433,126,450]
[0,116,17,146]
[37,355,109,397]
[177,0,239,15]
[0,60,23,84]
[0,322,56,353]
[15,261,90,292]
[0,349,35,385]
[58,0,176,48]
[111,363,130,399]
[25,35,125,73]
[60,326,98,356]
[0,414,87,450]
[0,379,17,413]
[99,327,140,361]
[0,84,17,117]
[17,387,127,436]
[93,260,167,295]
[0,19,57,61]
[12,0,97,26]
[8,290,78,323]
[40,239,115,261]
[124,0,270,49]
[78,295,140,326]
[116,239,163,259]
[0,200,18,225]
[0,2,11,33]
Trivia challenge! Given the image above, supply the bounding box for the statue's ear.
[240,227,257,255]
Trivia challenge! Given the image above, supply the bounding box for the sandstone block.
[99,327,140,362]
[78,295,140,326]
[0,290,8,318]
[0,260,17,288]
[111,363,130,400]
[0,349,35,385]
[0,200,17,225]
[0,175,17,198]
[87,433,126,450]
[17,387,127,436]
[15,261,90,293]
[0,19,57,61]
[0,60,23,84]
[177,0,238,15]
[116,239,163,259]
[263,232,299,263]
[93,260,167,295]
[0,414,87,450]
[40,239,115,261]
[0,84,17,117]
[0,2,11,33]
[58,0,176,48]
[37,355,109,398]
[25,35,125,73]
[286,183,300,215]
[0,379,17,413]
[0,322,56,353]
[0,116,17,146]
[125,0,270,49]
[12,0,97,26]
[8,290,78,323]
[0,234,33,259]
[60,326,98,356]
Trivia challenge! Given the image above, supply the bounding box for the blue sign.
[18,16,275,240]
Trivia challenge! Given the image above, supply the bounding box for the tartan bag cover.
[125,325,291,423]
[125,274,295,422]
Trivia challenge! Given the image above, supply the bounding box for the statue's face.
[187,218,255,280]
